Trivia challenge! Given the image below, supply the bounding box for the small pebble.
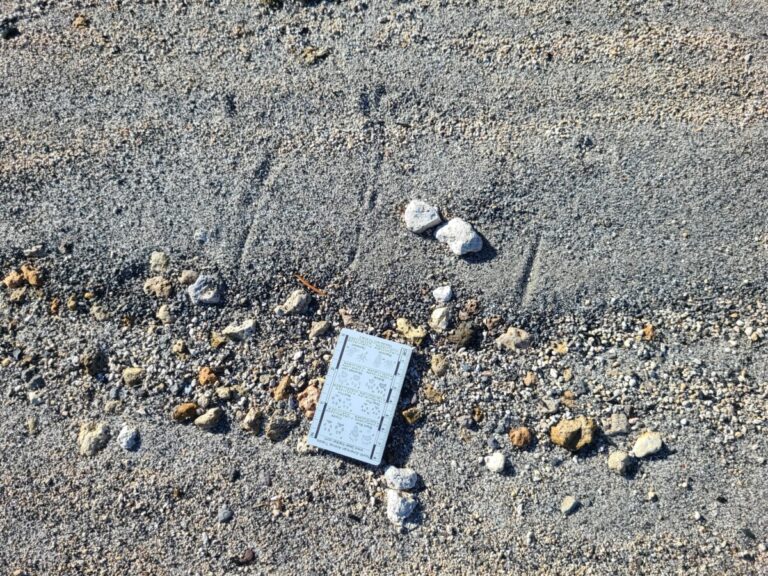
[632,431,663,458]
[403,199,442,233]
[217,504,234,523]
[435,218,482,255]
[560,496,580,516]
[484,451,506,474]
[385,489,417,525]
[384,466,418,490]
[117,424,140,451]
[432,285,453,303]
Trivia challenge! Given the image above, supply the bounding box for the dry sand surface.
[1,1,767,574]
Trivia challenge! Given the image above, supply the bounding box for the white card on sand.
[308,328,413,465]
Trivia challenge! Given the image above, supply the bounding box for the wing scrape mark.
[236,156,273,269]
[517,234,541,305]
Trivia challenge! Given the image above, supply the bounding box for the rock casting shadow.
[463,231,497,264]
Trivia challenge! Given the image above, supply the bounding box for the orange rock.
[20,264,41,287]
[2,269,24,289]
[297,385,320,419]
[550,416,598,452]
[198,366,218,386]
[172,402,198,422]
[272,375,292,401]
[642,323,655,341]
[508,426,533,449]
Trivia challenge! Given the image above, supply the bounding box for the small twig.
[294,273,327,296]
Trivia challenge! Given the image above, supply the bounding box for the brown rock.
[642,323,655,341]
[122,366,144,387]
[402,406,422,425]
[194,407,223,431]
[448,322,477,348]
[508,426,533,449]
[172,402,198,422]
[9,287,26,303]
[272,375,293,401]
[423,384,445,404]
[297,385,320,419]
[430,354,448,376]
[172,339,189,357]
[72,14,89,28]
[20,264,42,287]
[143,276,173,298]
[2,269,24,289]
[523,371,538,386]
[198,366,218,386]
[550,416,598,452]
[495,327,531,351]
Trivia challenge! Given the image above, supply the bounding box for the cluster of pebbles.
[1,243,766,571]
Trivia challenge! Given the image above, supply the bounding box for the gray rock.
[187,275,222,305]
[435,218,482,255]
[632,431,663,458]
[606,412,629,436]
[117,424,140,451]
[432,285,453,303]
[484,451,506,473]
[560,495,580,516]
[275,289,310,316]
[385,489,417,525]
[384,466,418,490]
[217,504,234,523]
[222,319,256,341]
[403,199,442,233]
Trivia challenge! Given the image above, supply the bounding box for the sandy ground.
[1,1,767,574]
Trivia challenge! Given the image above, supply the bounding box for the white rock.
[222,319,256,341]
[484,451,506,473]
[429,306,450,333]
[632,431,663,458]
[187,275,222,305]
[386,489,417,525]
[403,200,442,233]
[432,285,453,303]
[384,466,418,490]
[275,289,310,316]
[435,218,482,255]
[117,424,140,451]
